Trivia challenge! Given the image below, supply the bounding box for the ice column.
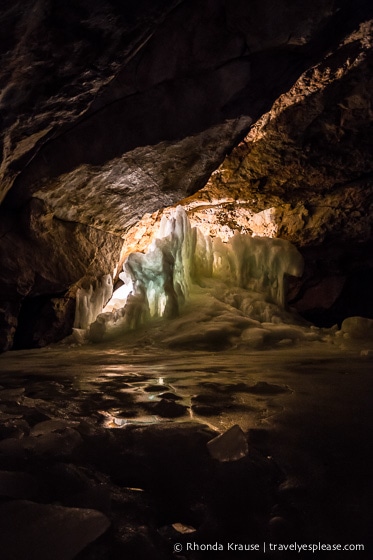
[123,206,196,318]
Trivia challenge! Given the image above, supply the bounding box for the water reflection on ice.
[0,338,371,434]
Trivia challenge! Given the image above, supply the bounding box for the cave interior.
[0,1,372,559]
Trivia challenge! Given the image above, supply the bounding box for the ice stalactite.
[203,232,303,307]
[74,275,113,330]
[74,207,309,347]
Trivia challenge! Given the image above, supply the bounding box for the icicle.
[74,275,113,329]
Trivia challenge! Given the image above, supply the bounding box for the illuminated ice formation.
[75,206,309,347]
[74,275,113,330]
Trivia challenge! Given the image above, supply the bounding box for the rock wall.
[0,0,372,349]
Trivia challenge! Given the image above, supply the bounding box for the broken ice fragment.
[172,522,197,534]
[207,424,249,462]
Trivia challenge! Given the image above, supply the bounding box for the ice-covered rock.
[340,316,373,340]
[0,428,83,460]
[30,420,80,436]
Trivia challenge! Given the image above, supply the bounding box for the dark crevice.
[299,268,373,328]
[12,292,75,350]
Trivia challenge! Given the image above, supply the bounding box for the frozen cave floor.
[0,339,372,559]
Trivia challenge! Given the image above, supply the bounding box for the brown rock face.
[0,0,372,348]
[0,198,123,349]
[186,20,373,325]
[201,21,373,245]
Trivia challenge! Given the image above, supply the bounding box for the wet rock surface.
[142,398,188,418]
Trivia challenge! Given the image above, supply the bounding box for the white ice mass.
[73,206,323,349]
[74,274,113,330]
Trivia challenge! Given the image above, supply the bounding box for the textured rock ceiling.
[0,0,372,350]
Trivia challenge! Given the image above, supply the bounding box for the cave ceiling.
[0,0,372,350]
